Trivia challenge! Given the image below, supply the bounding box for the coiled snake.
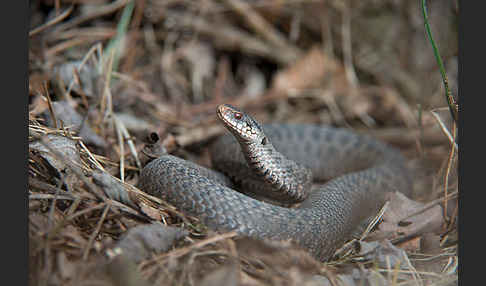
[139,104,412,261]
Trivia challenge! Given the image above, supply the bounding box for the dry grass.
[29,0,458,285]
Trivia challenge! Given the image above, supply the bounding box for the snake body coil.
[139,104,412,261]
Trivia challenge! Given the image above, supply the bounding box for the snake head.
[217,104,267,145]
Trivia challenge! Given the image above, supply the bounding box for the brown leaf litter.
[29,1,458,285]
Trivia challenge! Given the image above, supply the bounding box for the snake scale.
[139,104,412,261]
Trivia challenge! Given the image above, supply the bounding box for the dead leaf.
[47,100,107,148]
[271,46,347,95]
[112,223,188,263]
[29,134,84,190]
[368,191,445,241]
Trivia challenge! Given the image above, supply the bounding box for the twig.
[50,0,130,34]
[442,122,457,223]
[360,201,389,241]
[430,109,458,151]
[46,27,116,42]
[65,43,104,99]
[100,49,116,123]
[398,190,458,222]
[29,193,76,201]
[43,85,57,129]
[164,12,297,65]
[46,202,107,239]
[224,0,301,60]
[341,3,358,87]
[78,140,106,172]
[29,5,74,37]
[46,38,98,58]
[29,177,82,198]
[114,115,142,171]
[83,203,112,260]
[115,116,126,182]
[140,231,238,270]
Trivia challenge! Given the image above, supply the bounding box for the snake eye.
[234,112,243,120]
[261,137,267,145]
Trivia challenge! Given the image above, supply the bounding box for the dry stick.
[430,109,458,151]
[101,50,141,178]
[78,140,106,172]
[46,203,107,238]
[83,203,112,260]
[377,268,445,279]
[289,9,302,43]
[71,68,90,109]
[50,27,116,42]
[112,72,151,94]
[341,3,358,88]
[29,177,80,199]
[33,133,106,201]
[182,101,447,149]
[50,0,130,34]
[30,193,75,201]
[46,38,97,58]
[390,257,401,285]
[116,117,126,182]
[224,0,301,60]
[321,9,335,56]
[398,190,458,223]
[174,124,224,148]
[114,115,142,171]
[43,84,58,129]
[54,0,60,15]
[364,124,446,148]
[140,231,238,271]
[442,122,457,224]
[29,5,74,37]
[65,43,104,98]
[447,199,458,233]
[188,88,286,116]
[167,12,294,65]
[102,50,116,120]
[360,201,389,241]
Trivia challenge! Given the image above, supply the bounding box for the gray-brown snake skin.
[139,104,412,261]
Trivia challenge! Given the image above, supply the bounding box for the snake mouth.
[217,104,238,130]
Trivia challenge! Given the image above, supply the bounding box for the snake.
[139,104,412,261]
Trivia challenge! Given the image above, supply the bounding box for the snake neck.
[240,140,313,203]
